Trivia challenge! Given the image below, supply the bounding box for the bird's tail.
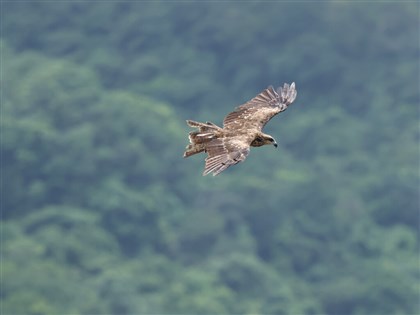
[183,120,221,158]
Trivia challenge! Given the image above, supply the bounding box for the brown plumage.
[184,82,297,176]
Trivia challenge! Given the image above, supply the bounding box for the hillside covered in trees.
[2,2,419,314]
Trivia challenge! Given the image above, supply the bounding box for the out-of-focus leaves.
[2,2,419,314]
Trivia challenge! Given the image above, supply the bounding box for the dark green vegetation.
[2,2,419,314]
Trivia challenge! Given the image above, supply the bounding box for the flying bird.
[184,82,297,176]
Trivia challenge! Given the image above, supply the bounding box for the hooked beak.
[273,142,278,148]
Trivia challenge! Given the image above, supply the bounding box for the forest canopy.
[2,2,419,314]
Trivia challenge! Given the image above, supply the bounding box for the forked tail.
[183,120,222,158]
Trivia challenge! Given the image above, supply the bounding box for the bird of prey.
[184,82,297,176]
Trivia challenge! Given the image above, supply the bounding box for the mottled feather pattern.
[184,83,297,175]
[223,83,296,131]
[203,139,250,176]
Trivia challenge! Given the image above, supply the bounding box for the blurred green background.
[2,2,419,314]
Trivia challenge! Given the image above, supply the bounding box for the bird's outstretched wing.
[203,138,250,176]
[223,82,297,131]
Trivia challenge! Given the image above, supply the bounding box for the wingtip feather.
[277,82,297,105]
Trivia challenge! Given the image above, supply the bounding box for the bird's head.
[251,133,278,148]
[266,135,278,148]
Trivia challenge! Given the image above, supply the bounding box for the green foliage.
[2,2,419,314]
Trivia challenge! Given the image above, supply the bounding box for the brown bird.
[184,82,297,176]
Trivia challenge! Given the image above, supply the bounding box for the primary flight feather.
[184,82,297,176]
